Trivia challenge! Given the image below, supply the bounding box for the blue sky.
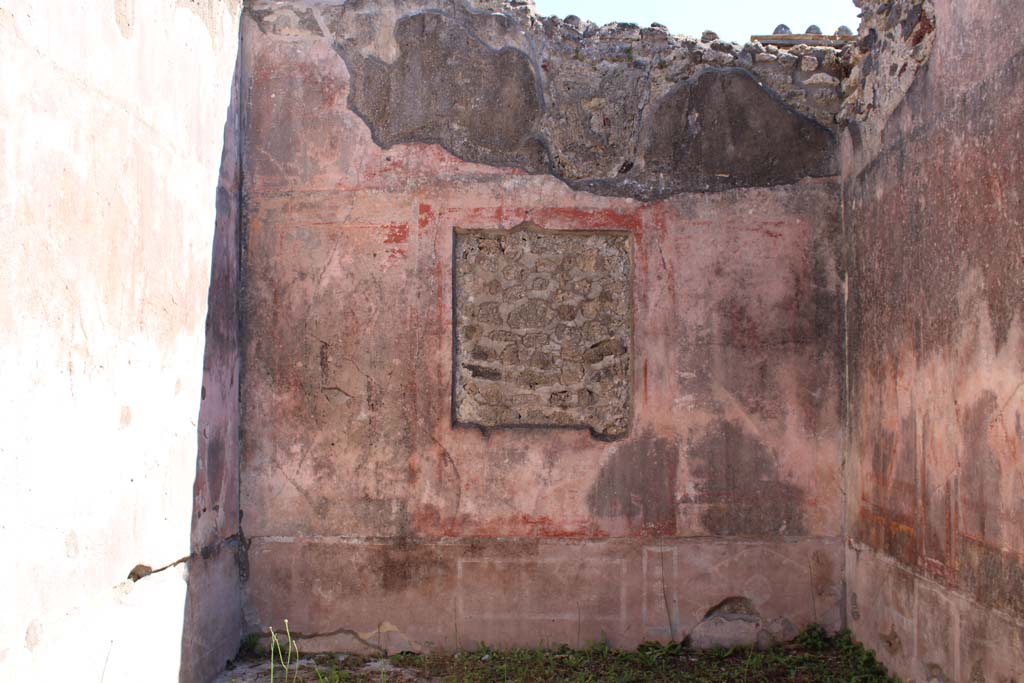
[532,0,861,44]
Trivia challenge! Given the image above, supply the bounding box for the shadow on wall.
[177,42,245,683]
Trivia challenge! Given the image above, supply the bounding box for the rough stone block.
[804,72,840,87]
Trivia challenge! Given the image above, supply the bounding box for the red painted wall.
[843,0,1024,679]
[239,20,844,651]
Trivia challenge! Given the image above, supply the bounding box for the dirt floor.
[214,626,899,682]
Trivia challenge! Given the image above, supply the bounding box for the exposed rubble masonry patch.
[301,2,843,200]
[453,222,632,439]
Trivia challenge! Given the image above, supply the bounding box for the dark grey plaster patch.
[687,420,807,536]
[640,69,837,195]
[336,11,550,175]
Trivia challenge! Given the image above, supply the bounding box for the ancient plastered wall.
[0,3,241,682]
[240,1,845,653]
[842,0,1024,680]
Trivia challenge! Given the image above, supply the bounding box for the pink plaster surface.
[240,25,844,649]
[842,0,1024,679]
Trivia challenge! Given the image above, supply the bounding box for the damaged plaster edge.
[240,175,840,210]
[326,13,557,176]
[338,52,839,201]
[245,0,845,200]
[558,68,842,201]
[450,418,628,442]
[334,45,837,201]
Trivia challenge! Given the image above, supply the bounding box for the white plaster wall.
[0,2,240,680]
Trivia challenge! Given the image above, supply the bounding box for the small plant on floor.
[269,619,300,683]
[238,632,264,659]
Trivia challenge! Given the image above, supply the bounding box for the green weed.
[244,622,898,682]
[237,632,264,659]
[795,622,830,651]
[269,620,299,683]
